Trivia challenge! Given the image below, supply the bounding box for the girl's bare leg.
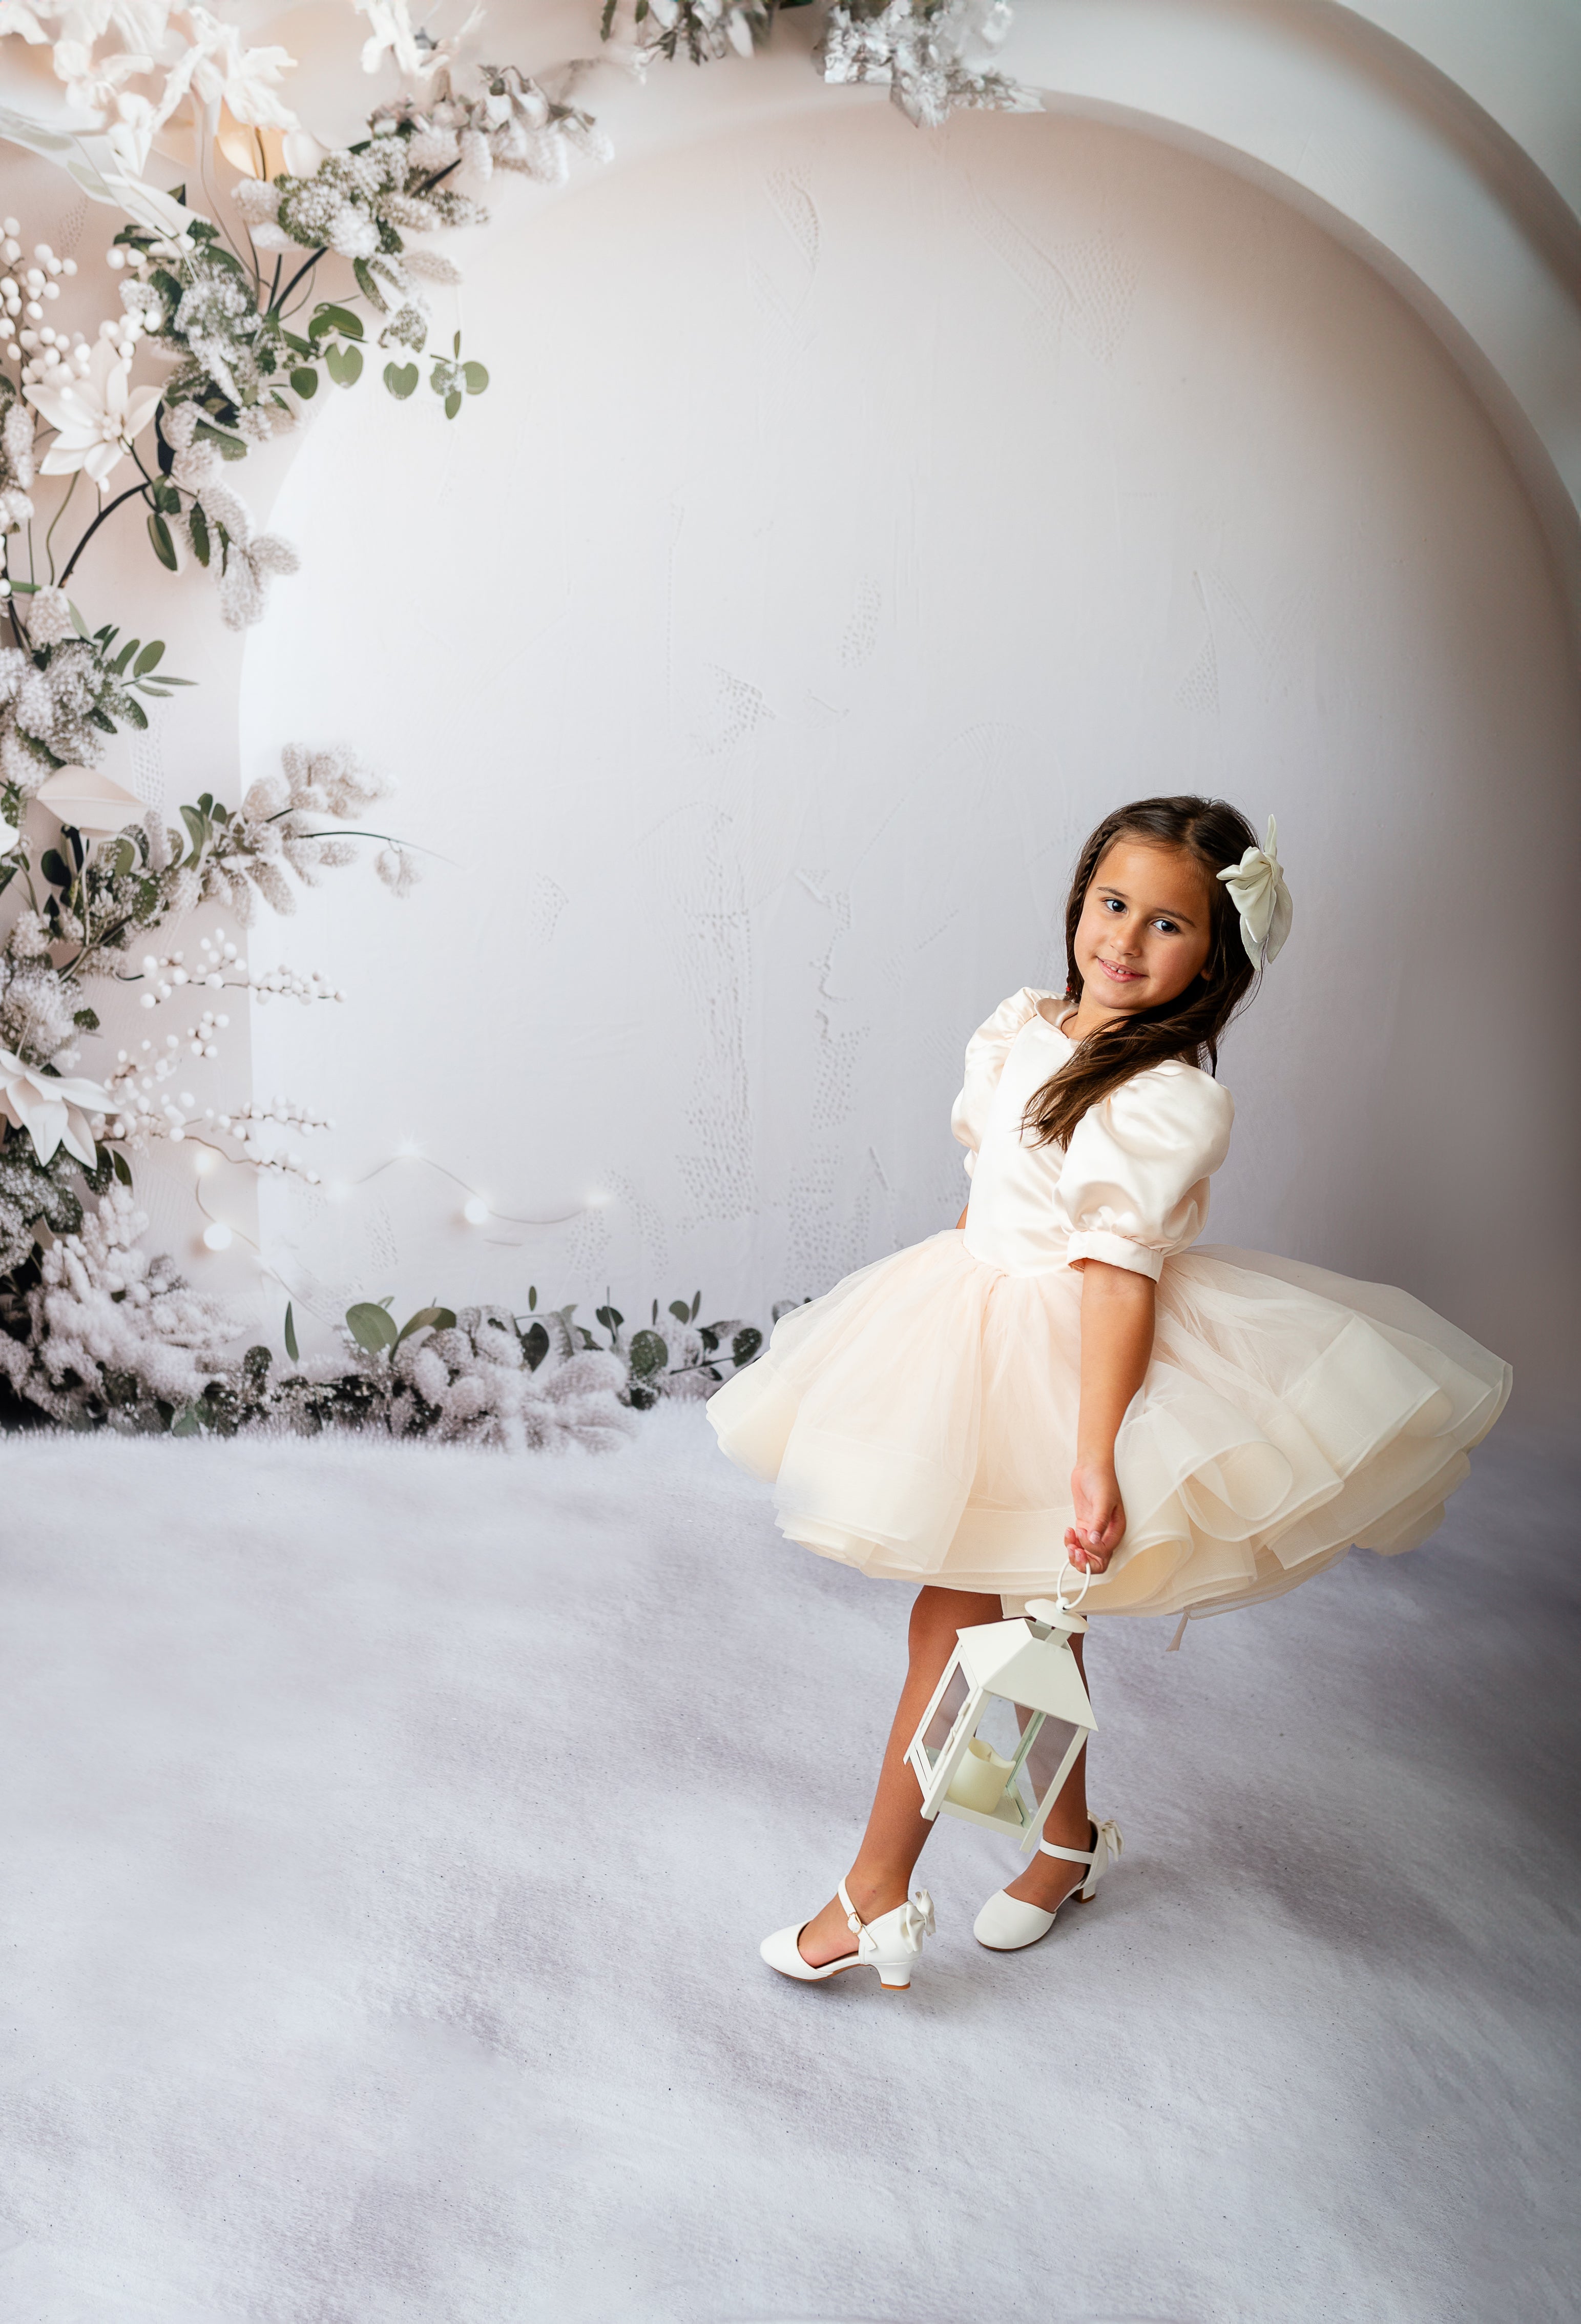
[796,1584,1003,1967]
[1000,1627,1095,1910]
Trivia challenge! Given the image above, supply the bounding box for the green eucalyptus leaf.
[39,848,69,889]
[189,503,211,567]
[462,361,488,394]
[383,361,419,399]
[394,1303,457,1347]
[289,365,318,399]
[338,342,362,385]
[112,1148,133,1186]
[133,640,165,676]
[443,389,462,420]
[629,1328,668,1379]
[120,698,149,730]
[284,1301,299,1362]
[345,1300,399,1354]
[147,510,178,569]
[316,302,363,340]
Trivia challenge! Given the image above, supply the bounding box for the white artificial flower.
[0,1047,111,1166]
[105,92,158,173]
[154,5,298,132]
[51,35,153,118]
[1217,816,1294,966]
[25,338,160,484]
[26,585,74,645]
[0,1,53,40]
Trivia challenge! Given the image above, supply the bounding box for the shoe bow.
[896,1889,935,1949]
[1093,1817,1123,1866]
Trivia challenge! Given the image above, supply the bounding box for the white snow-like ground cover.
[0,1406,1575,2324]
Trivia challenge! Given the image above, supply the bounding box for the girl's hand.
[1065,1458,1126,1574]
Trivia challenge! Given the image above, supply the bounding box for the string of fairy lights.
[113,929,604,1297]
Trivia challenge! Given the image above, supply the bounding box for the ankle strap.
[1038,1818,1099,1866]
[838,1876,863,1935]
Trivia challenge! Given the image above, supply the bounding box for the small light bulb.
[201,1222,232,1251]
[462,1196,489,1226]
[193,1149,216,1177]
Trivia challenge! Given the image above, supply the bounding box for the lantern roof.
[956,1618,1096,1727]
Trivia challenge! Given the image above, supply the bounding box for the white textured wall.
[239,104,1580,1393]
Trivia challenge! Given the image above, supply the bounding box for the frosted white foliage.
[26,585,73,646]
[819,0,1041,127]
[603,0,768,64]
[388,1310,641,1453]
[281,741,392,817]
[164,402,299,631]
[375,844,421,896]
[0,1185,234,1428]
[401,248,463,286]
[373,62,611,191]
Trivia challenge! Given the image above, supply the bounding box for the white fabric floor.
[1,1405,1575,2324]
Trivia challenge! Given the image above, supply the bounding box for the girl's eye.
[1153,919,1178,935]
[1103,897,1124,912]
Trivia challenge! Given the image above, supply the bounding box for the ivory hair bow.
[1217,816,1294,968]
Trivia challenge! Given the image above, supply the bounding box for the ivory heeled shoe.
[973,1816,1123,1952]
[760,1877,936,1990]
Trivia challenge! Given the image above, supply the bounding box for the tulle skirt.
[705,1231,1511,1621]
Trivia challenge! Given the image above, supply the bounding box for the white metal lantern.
[906,1579,1096,1856]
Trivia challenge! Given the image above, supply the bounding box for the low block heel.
[761,1878,935,1989]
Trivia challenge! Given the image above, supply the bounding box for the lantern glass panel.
[918,1664,971,1766]
[1020,1705,1084,1808]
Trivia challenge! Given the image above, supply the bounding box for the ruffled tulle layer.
[705,1232,1511,1621]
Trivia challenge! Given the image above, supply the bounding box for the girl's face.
[1072,839,1215,1019]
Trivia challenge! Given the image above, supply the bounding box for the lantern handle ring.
[1055,1557,1092,1614]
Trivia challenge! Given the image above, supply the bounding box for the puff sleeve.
[1053,1061,1235,1280]
[950,988,1056,1178]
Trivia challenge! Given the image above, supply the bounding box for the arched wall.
[239,100,1581,1392]
[6,4,1575,1398]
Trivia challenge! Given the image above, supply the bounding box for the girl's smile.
[1065,837,1215,1038]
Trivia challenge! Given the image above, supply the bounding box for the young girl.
[706,796,1511,1989]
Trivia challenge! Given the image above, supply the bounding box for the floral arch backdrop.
[0,0,1576,1438]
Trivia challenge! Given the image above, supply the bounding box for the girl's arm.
[1066,1260,1156,1574]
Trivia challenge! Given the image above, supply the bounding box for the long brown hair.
[1023,795,1261,1149]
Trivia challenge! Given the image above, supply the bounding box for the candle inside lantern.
[946,1736,1016,1815]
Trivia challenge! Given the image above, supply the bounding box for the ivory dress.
[706,988,1510,1624]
